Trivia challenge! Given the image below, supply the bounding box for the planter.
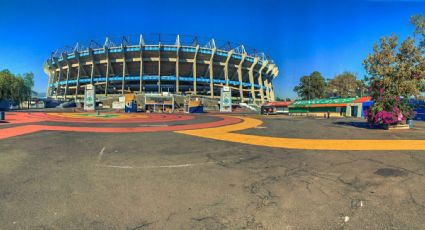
[384,124,410,130]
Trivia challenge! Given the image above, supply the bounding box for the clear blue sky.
[0,0,424,98]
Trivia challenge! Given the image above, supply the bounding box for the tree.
[18,72,36,97]
[357,78,369,97]
[364,35,424,98]
[0,70,15,101]
[326,72,364,98]
[293,71,327,100]
[23,72,35,96]
[0,69,33,103]
[363,34,425,125]
[411,14,425,52]
[410,14,425,92]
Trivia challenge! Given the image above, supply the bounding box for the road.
[0,113,424,229]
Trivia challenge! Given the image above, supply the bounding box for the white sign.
[220,88,232,112]
[84,84,96,111]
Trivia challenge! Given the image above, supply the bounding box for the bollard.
[0,111,4,121]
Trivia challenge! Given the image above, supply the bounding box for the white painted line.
[97,147,106,162]
[96,161,219,170]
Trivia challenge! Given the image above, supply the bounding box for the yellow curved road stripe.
[176,116,425,151]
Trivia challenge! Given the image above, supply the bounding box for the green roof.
[289,97,356,107]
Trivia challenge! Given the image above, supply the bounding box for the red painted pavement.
[0,116,241,140]
[1,112,193,124]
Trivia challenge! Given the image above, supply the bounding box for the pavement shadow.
[333,121,375,130]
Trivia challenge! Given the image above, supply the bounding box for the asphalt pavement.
[0,115,424,229]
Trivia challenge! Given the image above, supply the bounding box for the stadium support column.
[48,70,56,98]
[209,48,216,98]
[266,64,275,101]
[75,52,85,100]
[193,45,199,95]
[121,45,126,95]
[89,48,95,85]
[46,70,52,98]
[105,47,110,95]
[270,70,278,101]
[56,63,62,99]
[237,54,246,101]
[63,54,71,99]
[139,48,144,94]
[270,85,276,101]
[270,67,279,101]
[224,50,233,86]
[175,35,180,94]
[158,43,161,93]
[75,63,81,99]
[258,61,268,104]
[139,35,144,94]
[248,57,258,103]
[264,78,271,101]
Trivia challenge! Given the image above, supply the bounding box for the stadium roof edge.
[48,34,275,64]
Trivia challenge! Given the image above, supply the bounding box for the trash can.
[0,111,5,121]
[407,119,413,128]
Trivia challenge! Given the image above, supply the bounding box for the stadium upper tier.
[44,34,278,103]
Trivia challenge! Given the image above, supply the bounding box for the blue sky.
[0,0,424,98]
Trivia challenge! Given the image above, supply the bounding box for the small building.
[22,98,46,109]
[410,99,425,120]
[261,101,292,114]
[346,97,372,118]
[289,98,356,117]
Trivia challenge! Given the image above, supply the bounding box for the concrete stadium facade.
[44,34,279,103]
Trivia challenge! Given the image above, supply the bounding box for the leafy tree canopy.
[0,69,34,102]
[293,71,327,100]
[363,34,425,98]
[411,14,425,52]
[410,14,425,92]
[326,72,365,98]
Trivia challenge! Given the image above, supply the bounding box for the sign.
[84,84,96,111]
[124,94,135,104]
[220,88,232,112]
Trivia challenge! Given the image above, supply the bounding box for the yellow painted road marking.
[176,116,425,151]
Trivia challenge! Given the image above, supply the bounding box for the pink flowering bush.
[366,91,414,126]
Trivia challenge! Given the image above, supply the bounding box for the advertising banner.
[84,84,96,111]
[220,87,232,112]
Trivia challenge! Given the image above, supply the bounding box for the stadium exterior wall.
[44,34,279,104]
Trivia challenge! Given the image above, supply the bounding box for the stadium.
[44,34,278,104]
